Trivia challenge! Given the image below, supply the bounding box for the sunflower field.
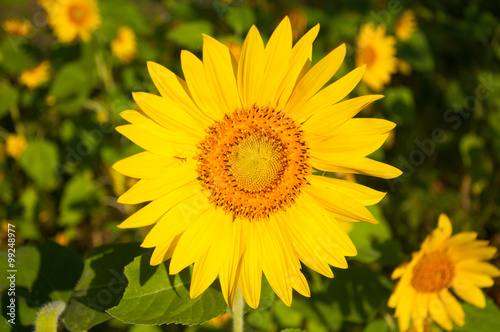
[1,0,500,331]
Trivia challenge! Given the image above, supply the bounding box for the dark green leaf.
[63,243,145,332]
[107,251,228,325]
[0,81,19,119]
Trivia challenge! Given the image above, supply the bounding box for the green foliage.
[18,140,60,190]
[108,251,228,326]
[456,297,500,332]
[167,21,214,50]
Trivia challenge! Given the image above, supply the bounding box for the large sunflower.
[114,17,401,308]
[388,214,500,332]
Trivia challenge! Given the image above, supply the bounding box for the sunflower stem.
[232,287,244,332]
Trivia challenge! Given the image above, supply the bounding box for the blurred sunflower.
[46,0,101,43]
[19,61,50,89]
[388,214,500,332]
[356,23,397,91]
[6,134,27,159]
[2,18,32,36]
[114,17,401,309]
[395,10,417,42]
[111,26,137,63]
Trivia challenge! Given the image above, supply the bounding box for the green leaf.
[281,329,306,332]
[363,319,391,332]
[0,37,37,74]
[1,243,83,327]
[107,251,228,326]
[348,205,393,263]
[0,81,19,119]
[459,133,485,168]
[383,87,416,126]
[63,243,145,332]
[18,140,60,191]
[17,187,41,239]
[225,6,255,35]
[58,172,96,226]
[398,30,434,72]
[455,296,500,332]
[167,21,214,50]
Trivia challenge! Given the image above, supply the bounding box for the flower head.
[2,18,32,36]
[114,17,401,309]
[356,23,397,91]
[6,134,27,159]
[46,0,101,43]
[19,61,50,89]
[388,214,500,332]
[111,26,137,64]
[396,10,417,42]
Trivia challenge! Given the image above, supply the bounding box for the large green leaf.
[107,251,228,326]
[58,172,97,226]
[0,81,19,119]
[62,243,145,332]
[0,243,83,329]
[225,6,255,35]
[455,297,500,332]
[18,140,60,191]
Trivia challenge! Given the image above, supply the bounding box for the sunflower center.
[196,105,310,220]
[68,4,87,24]
[362,45,377,67]
[411,251,455,293]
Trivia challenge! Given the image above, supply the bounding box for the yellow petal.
[411,293,429,332]
[140,187,211,248]
[311,156,402,179]
[309,175,386,206]
[455,269,495,287]
[287,43,346,120]
[326,118,396,136]
[276,24,319,110]
[452,278,486,308]
[428,293,452,331]
[147,61,213,127]
[169,207,228,275]
[190,212,233,299]
[304,185,378,223]
[302,95,384,136]
[112,151,195,179]
[300,65,366,116]
[395,287,416,332]
[259,16,292,106]
[439,288,465,327]
[118,181,202,229]
[150,234,181,266]
[257,221,293,306]
[445,232,478,247]
[310,133,390,157]
[117,166,197,204]
[219,219,244,308]
[202,34,242,114]
[275,208,334,277]
[181,50,225,121]
[426,213,453,249]
[237,25,265,107]
[132,92,204,138]
[455,260,500,277]
[239,221,263,309]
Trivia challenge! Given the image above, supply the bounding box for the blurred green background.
[1,0,500,331]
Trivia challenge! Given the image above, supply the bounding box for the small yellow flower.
[287,8,308,42]
[223,41,242,62]
[2,19,32,37]
[397,59,412,75]
[388,214,500,332]
[6,134,27,159]
[111,26,137,64]
[356,23,397,91]
[46,0,101,43]
[207,312,231,327]
[55,232,69,246]
[19,61,50,89]
[396,10,417,42]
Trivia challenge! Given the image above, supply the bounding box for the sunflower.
[19,61,50,89]
[111,26,137,64]
[355,23,397,91]
[388,214,500,332]
[2,18,32,37]
[45,0,101,43]
[114,17,401,309]
[395,10,417,42]
[6,134,27,159]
